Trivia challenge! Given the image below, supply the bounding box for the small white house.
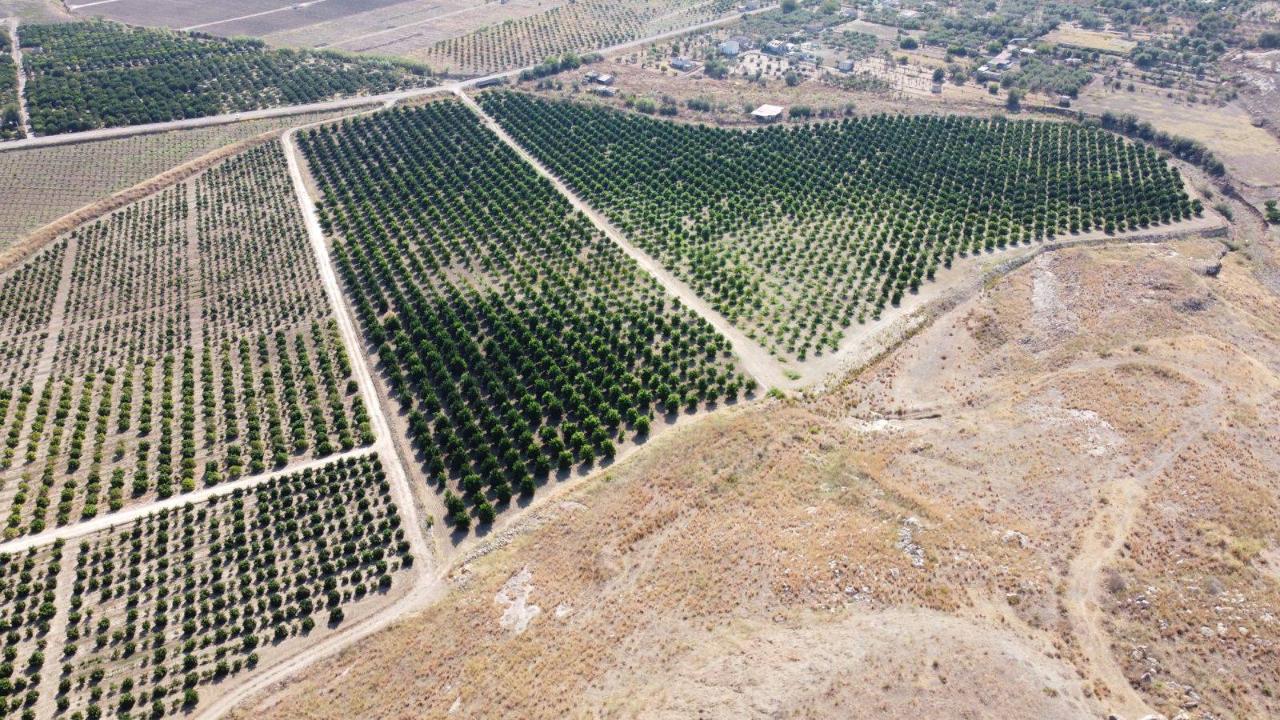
[719,40,741,57]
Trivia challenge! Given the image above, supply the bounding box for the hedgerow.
[17,20,432,135]
[480,93,1197,361]
[297,100,748,528]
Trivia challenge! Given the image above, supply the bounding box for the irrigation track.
[5,17,31,137]
[0,4,777,152]
[454,88,790,392]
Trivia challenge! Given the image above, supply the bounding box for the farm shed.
[671,57,696,71]
[764,39,787,56]
[751,104,784,122]
[719,40,741,57]
[838,59,855,72]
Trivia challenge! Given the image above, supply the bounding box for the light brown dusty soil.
[227,226,1280,720]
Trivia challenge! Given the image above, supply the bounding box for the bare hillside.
[225,228,1280,720]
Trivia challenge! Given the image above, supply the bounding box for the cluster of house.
[718,34,821,65]
[976,38,1035,81]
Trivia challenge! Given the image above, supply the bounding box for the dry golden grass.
[229,229,1280,719]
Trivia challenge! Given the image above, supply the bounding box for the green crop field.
[297,100,750,530]
[56,455,409,718]
[0,143,372,537]
[17,20,431,135]
[480,93,1199,361]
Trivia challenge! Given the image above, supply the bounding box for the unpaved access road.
[0,5,777,152]
[454,88,791,392]
[193,127,446,720]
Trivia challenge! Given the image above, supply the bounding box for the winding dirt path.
[1063,358,1225,720]
[454,88,790,392]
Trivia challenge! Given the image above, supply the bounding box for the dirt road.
[455,88,791,392]
[190,126,455,720]
[1,5,777,151]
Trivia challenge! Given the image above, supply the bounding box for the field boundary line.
[6,18,31,137]
[3,3,776,151]
[0,446,378,554]
[455,88,790,391]
[0,128,283,276]
[280,122,432,563]
[191,123,446,720]
[324,0,503,50]
[31,231,75,385]
[185,177,205,352]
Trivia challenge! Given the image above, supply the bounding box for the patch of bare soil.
[227,228,1280,720]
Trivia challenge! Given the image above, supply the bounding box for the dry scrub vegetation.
[233,230,1280,720]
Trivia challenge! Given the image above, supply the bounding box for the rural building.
[671,56,696,71]
[593,86,618,97]
[764,39,787,55]
[838,59,855,72]
[593,73,615,85]
[751,104,784,122]
[719,40,741,57]
[729,35,754,50]
[930,81,943,93]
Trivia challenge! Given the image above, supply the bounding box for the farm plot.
[481,93,1199,362]
[16,20,431,135]
[264,0,547,57]
[0,241,62,388]
[53,454,411,719]
[0,108,370,255]
[0,143,371,538]
[0,541,62,718]
[412,0,737,76]
[297,100,749,530]
[69,0,408,38]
